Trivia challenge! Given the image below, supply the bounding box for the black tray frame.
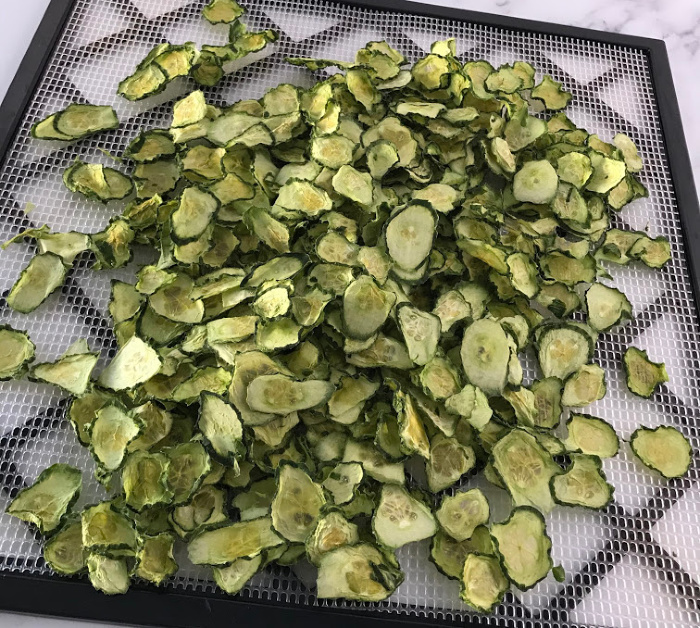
[0,0,698,627]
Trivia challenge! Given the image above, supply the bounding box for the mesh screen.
[0,0,699,626]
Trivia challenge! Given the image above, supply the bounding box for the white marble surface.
[0,0,698,627]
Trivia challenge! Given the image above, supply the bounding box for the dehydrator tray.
[0,0,698,626]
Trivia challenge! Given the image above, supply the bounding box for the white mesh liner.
[0,1,699,627]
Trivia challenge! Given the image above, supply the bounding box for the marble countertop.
[0,1,697,627]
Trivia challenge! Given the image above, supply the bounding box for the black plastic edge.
[0,573,461,628]
[0,0,75,161]
[0,0,698,627]
[646,39,700,316]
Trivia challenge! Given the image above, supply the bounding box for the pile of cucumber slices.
[1,0,692,611]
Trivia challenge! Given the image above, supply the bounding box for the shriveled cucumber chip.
[491,428,560,513]
[82,501,137,553]
[0,326,35,380]
[513,160,558,204]
[317,543,404,601]
[436,488,489,541]
[630,426,691,478]
[431,526,494,580]
[460,553,509,612]
[343,439,404,484]
[122,451,171,511]
[623,347,668,398]
[44,519,86,575]
[461,319,511,398]
[202,0,244,23]
[561,363,607,407]
[246,374,334,414]
[271,463,325,542]
[87,554,130,595]
[491,506,553,590]
[528,377,562,429]
[537,323,594,380]
[7,252,66,314]
[98,336,162,391]
[585,283,632,331]
[7,464,81,534]
[306,510,359,565]
[166,441,212,504]
[30,344,98,396]
[563,414,619,458]
[531,75,571,110]
[373,484,436,548]
[53,104,119,139]
[135,533,178,585]
[385,203,436,270]
[213,555,263,594]
[188,516,283,565]
[89,404,141,473]
[343,275,395,340]
[551,454,613,509]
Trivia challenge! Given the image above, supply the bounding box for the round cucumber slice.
[460,319,511,398]
[436,488,489,541]
[513,160,558,204]
[630,425,691,478]
[372,484,437,548]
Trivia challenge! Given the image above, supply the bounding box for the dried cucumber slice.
[623,347,668,398]
[202,0,244,23]
[372,484,436,548]
[322,462,363,504]
[342,276,395,340]
[122,451,171,511]
[460,553,509,613]
[513,160,558,204]
[87,554,130,595]
[89,404,141,473]
[460,319,511,398]
[561,363,607,407]
[491,428,560,513]
[426,435,475,492]
[6,464,81,534]
[44,519,86,575]
[64,161,133,202]
[98,336,162,391]
[316,543,404,601]
[551,454,613,509]
[213,555,263,594]
[306,511,359,565]
[585,283,632,331]
[7,252,66,313]
[271,463,325,542]
[198,392,244,463]
[30,348,98,396]
[630,426,691,478]
[491,506,553,590]
[385,203,436,270]
[188,517,283,565]
[32,104,118,140]
[531,75,571,110]
[82,501,137,553]
[135,533,178,585]
[563,413,619,458]
[246,374,334,414]
[0,326,35,380]
[436,488,489,541]
[431,526,494,580]
[537,323,594,380]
